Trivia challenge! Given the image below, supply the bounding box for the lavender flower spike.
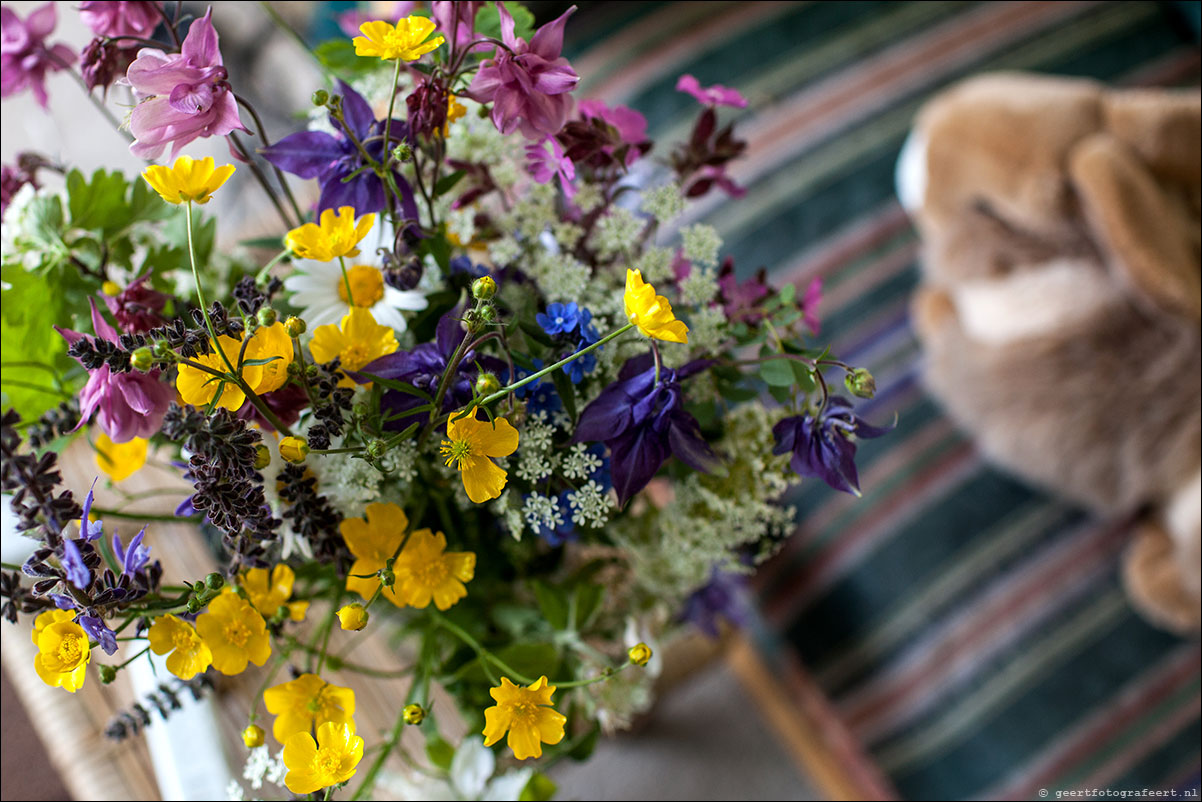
[80,479,104,541]
[61,538,91,590]
[113,526,151,576]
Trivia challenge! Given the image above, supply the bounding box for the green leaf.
[359,373,434,402]
[434,169,466,198]
[314,39,376,76]
[425,735,455,771]
[759,358,795,387]
[0,266,82,421]
[549,368,577,423]
[531,580,567,630]
[517,320,555,348]
[475,2,536,42]
[568,725,600,761]
[778,281,796,305]
[494,642,560,681]
[520,772,557,802]
[791,360,816,393]
[572,584,603,630]
[66,168,130,233]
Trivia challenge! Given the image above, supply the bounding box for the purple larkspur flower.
[261,79,418,217]
[575,354,718,507]
[61,538,91,589]
[361,308,504,427]
[79,1,161,39]
[126,7,246,160]
[526,136,576,197]
[112,526,150,575]
[1,3,76,108]
[78,613,118,655]
[676,74,748,109]
[57,299,174,443]
[681,568,750,638]
[468,3,579,139]
[772,396,892,496]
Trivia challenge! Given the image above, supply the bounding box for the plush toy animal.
[897,73,1201,634]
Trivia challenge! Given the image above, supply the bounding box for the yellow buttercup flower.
[242,724,266,749]
[147,614,213,680]
[32,610,90,692]
[194,589,271,675]
[337,603,369,631]
[243,321,294,394]
[482,676,567,760]
[285,206,375,262]
[444,93,466,136]
[341,502,407,606]
[393,528,475,611]
[239,564,308,623]
[175,334,247,410]
[354,16,444,61]
[142,155,235,205]
[441,415,519,504]
[308,307,398,387]
[95,433,148,482]
[624,269,689,344]
[264,673,356,745]
[283,722,364,795]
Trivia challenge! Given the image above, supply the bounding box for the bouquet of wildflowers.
[0,2,888,799]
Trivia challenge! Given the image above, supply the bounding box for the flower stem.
[474,323,636,409]
[428,609,534,684]
[337,255,356,307]
[382,57,403,174]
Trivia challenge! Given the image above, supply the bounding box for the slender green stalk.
[428,609,533,684]
[90,507,198,523]
[337,255,356,307]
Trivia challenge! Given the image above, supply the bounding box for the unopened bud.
[337,603,369,631]
[312,89,329,107]
[257,307,278,326]
[478,305,497,325]
[279,436,310,463]
[628,642,653,666]
[186,596,202,614]
[844,367,876,399]
[392,142,413,163]
[130,347,154,372]
[402,703,426,725]
[475,373,500,397]
[367,440,387,459]
[283,316,306,338]
[204,572,225,591]
[98,664,118,684]
[253,444,271,470]
[242,724,266,748]
[471,275,497,301]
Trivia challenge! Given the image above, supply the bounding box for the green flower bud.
[204,572,225,591]
[98,664,118,684]
[402,703,426,725]
[186,596,202,614]
[478,305,497,325]
[392,142,413,163]
[312,89,329,106]
[844,367,876,399]
[284,315,307,338]
[130,347,154,373]
[628,642,653,666]
[257,307,278,326]
[253,444,271,470]
[471,275,497,301]
[475,373,500,397]
[367,439,387,459]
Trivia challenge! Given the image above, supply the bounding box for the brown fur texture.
[902,73,1201,634]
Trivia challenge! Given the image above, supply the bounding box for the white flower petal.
[451,737,494,799]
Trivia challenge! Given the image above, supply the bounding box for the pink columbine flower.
[104,273,169,333]
[79,1,161,39]
[430,1,483,50]
[577,99,648,166]
[126,7,245,161]
[468,3,579,139]
[0,3,76,108]
[57,300,173,443]
[802,277,822,335]
[676,74,748,109]
[335,1,416,39]
[526,136,576,198]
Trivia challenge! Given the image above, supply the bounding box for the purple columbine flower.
[772,396,893,496]
[1,3,76,108]
[126,7,246,160]
[61,538,91,590]
[526,136,576,197]
[468,3,579,139]
[575,354,718,508]
[112,526,150,576]
[361,308,504,427]
[676,73,748,109]
[78,613,118,655]
[261,79,418,217]
[681,568,750,638]
[57,299,174,443]
[79,1,161,39]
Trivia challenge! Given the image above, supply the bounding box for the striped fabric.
[565,2,1201,800]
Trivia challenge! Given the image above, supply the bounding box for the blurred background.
[3,1,1199,800]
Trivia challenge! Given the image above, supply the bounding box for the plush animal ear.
[1068,132,1200,320]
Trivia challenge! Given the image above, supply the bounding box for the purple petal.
[180,8,221,67]
[668,416,718,473]
[88,297,118,342]
[336,79,374,140]
[528,5,575,61]
[260,130,344,179]
[78,614,118,655]
[610,426,669,508]
[318,170,385,216]
[61,539,91,589]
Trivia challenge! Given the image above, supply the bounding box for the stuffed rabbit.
[898,73,1201,634]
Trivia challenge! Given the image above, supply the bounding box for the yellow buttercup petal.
[142,156,235,205]
[95,433,147,482]
[353,15,445,61]
[624,269,690,343]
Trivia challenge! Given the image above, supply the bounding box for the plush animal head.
[898,72,1200,328]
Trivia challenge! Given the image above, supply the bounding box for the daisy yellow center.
[224,619,251,647]
[316,746,342,776]
[337,265,385,308]
[57,634,84,665]
[440,439,473,469]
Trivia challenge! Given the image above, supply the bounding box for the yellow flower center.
[440,439,473,469]
[171,629,194,651]
[410,556,449,588]
[337,265,385,308]
[56,633,84,666]
[504,698,539,726]
[224,619,251,647]
[341,342,373,372]
[315,746,342,777]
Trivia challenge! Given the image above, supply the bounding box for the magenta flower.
[526,136,576,198]
[335,1,416,38]
[1,3,76,108]
[79,1,161,39]
[57,299,173,444]
[126,7,245,160]
[431,1,482,50]
[802,277,822,335]
[576,99,649,167]
[676,74,748,109]
[468,3,579,139]
[103,273,169,333]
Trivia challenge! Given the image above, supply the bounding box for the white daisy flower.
[284,224,428,334]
